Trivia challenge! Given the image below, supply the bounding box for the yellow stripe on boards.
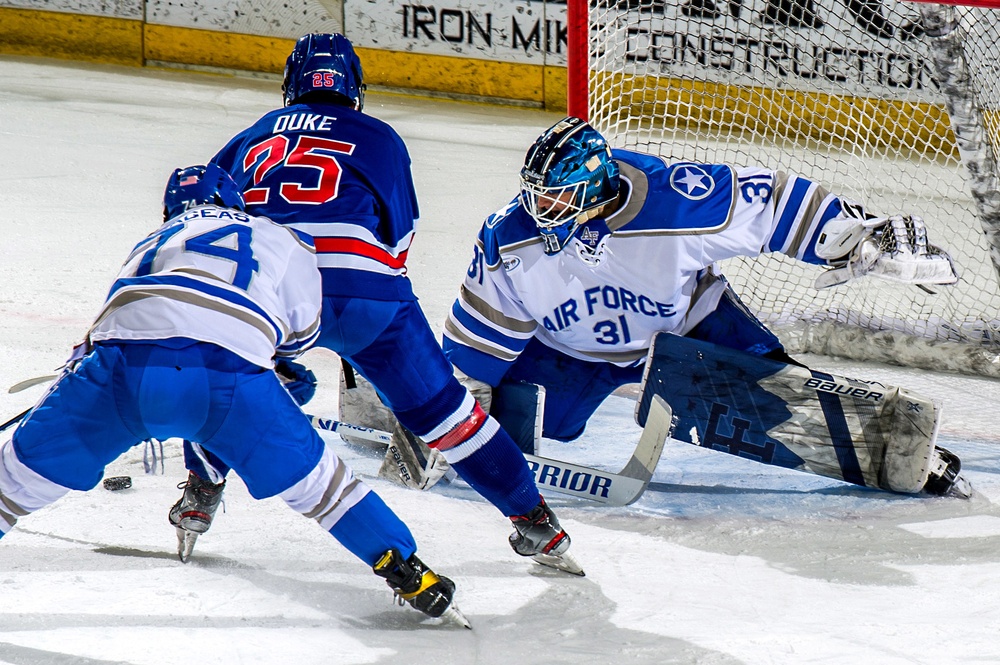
[0,7,142,66]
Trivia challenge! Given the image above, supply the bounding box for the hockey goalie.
[358,115,968,499]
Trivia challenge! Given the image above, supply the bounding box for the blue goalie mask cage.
[519,117,620,254]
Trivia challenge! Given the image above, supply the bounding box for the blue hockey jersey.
[444,149,846,384]
[210,102,420,301]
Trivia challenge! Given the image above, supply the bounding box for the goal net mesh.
[588,0,1000,375]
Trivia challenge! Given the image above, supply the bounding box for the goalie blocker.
[636,333,971,498]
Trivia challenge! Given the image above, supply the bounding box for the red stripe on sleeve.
[312,237,409,269]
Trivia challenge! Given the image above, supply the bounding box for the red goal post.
[566,0,1000,377]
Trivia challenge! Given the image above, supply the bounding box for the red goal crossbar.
[565,0,1000,121]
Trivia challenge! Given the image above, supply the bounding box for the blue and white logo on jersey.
[486,201,520,229]
[502,255,521,271]
[579,227,601,247]
[669,164,715,200]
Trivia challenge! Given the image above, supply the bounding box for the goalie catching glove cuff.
[813,214,959,289]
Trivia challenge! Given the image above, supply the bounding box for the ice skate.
[373,548,471,629]
[168,472,226,562]
[509,497,585,576]
[923,447,973,499]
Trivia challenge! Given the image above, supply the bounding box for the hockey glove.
[814,214,959,289]
[275,358,318,406]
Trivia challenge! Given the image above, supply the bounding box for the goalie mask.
[163,164,246,221]
[520,117,620,255]
[282,33,366,111]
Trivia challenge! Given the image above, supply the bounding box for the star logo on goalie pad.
[670,164,714,200]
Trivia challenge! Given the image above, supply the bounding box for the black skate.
[509,497,584,576]
[168,472,226,562]
[373,548,471,629]
[923,447,972,499]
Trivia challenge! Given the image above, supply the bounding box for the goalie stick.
[307,394,673,507]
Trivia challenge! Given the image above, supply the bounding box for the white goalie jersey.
[88,205,322,368]
[443,149,943,385]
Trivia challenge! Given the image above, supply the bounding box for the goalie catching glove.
[813,210,959,289]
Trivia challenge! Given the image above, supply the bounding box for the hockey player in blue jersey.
[440,116,970,499]
[173,33,578,573]
[0,164,469,627]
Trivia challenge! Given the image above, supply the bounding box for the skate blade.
[441,601,472,630]
[531,551,585,576]
[176,527,198,563]
[948,474,974,500]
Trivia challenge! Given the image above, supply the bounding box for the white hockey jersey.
[443,149,845,385]
[89,205,321,368]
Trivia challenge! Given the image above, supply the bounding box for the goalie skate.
[923,447,973,499]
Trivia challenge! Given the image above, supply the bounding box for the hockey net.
[581,0,1000,376]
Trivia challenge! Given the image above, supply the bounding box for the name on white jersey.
[178,208,252,223]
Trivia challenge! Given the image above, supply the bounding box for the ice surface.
[3,56,1000,664]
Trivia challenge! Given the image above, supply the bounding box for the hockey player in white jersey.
[0,165,469,627]
[440,116,968,499]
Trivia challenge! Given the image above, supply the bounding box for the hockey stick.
[308,416,393,446]
[307,395,673,507]
[0,408,31,434]
[8,374,57,394]
[522,395,673,507]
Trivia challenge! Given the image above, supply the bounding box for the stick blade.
[523,395,673,507]
[8,374,56,394]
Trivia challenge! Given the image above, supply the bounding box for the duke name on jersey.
[209,103,419,301]
[444,149,845,384]
[90,204,321,368]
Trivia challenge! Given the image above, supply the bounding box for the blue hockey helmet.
[163,164,245,221]
[282,33,365,110]
[519,117,620,254]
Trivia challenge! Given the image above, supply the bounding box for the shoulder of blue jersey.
[217,104,405,163]
[479,196,541,265]
[611,150,737,234]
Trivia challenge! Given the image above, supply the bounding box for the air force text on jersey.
[539,285,676,335]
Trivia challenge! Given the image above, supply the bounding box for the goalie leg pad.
[876,386,940,493]
[637,333,940,494]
